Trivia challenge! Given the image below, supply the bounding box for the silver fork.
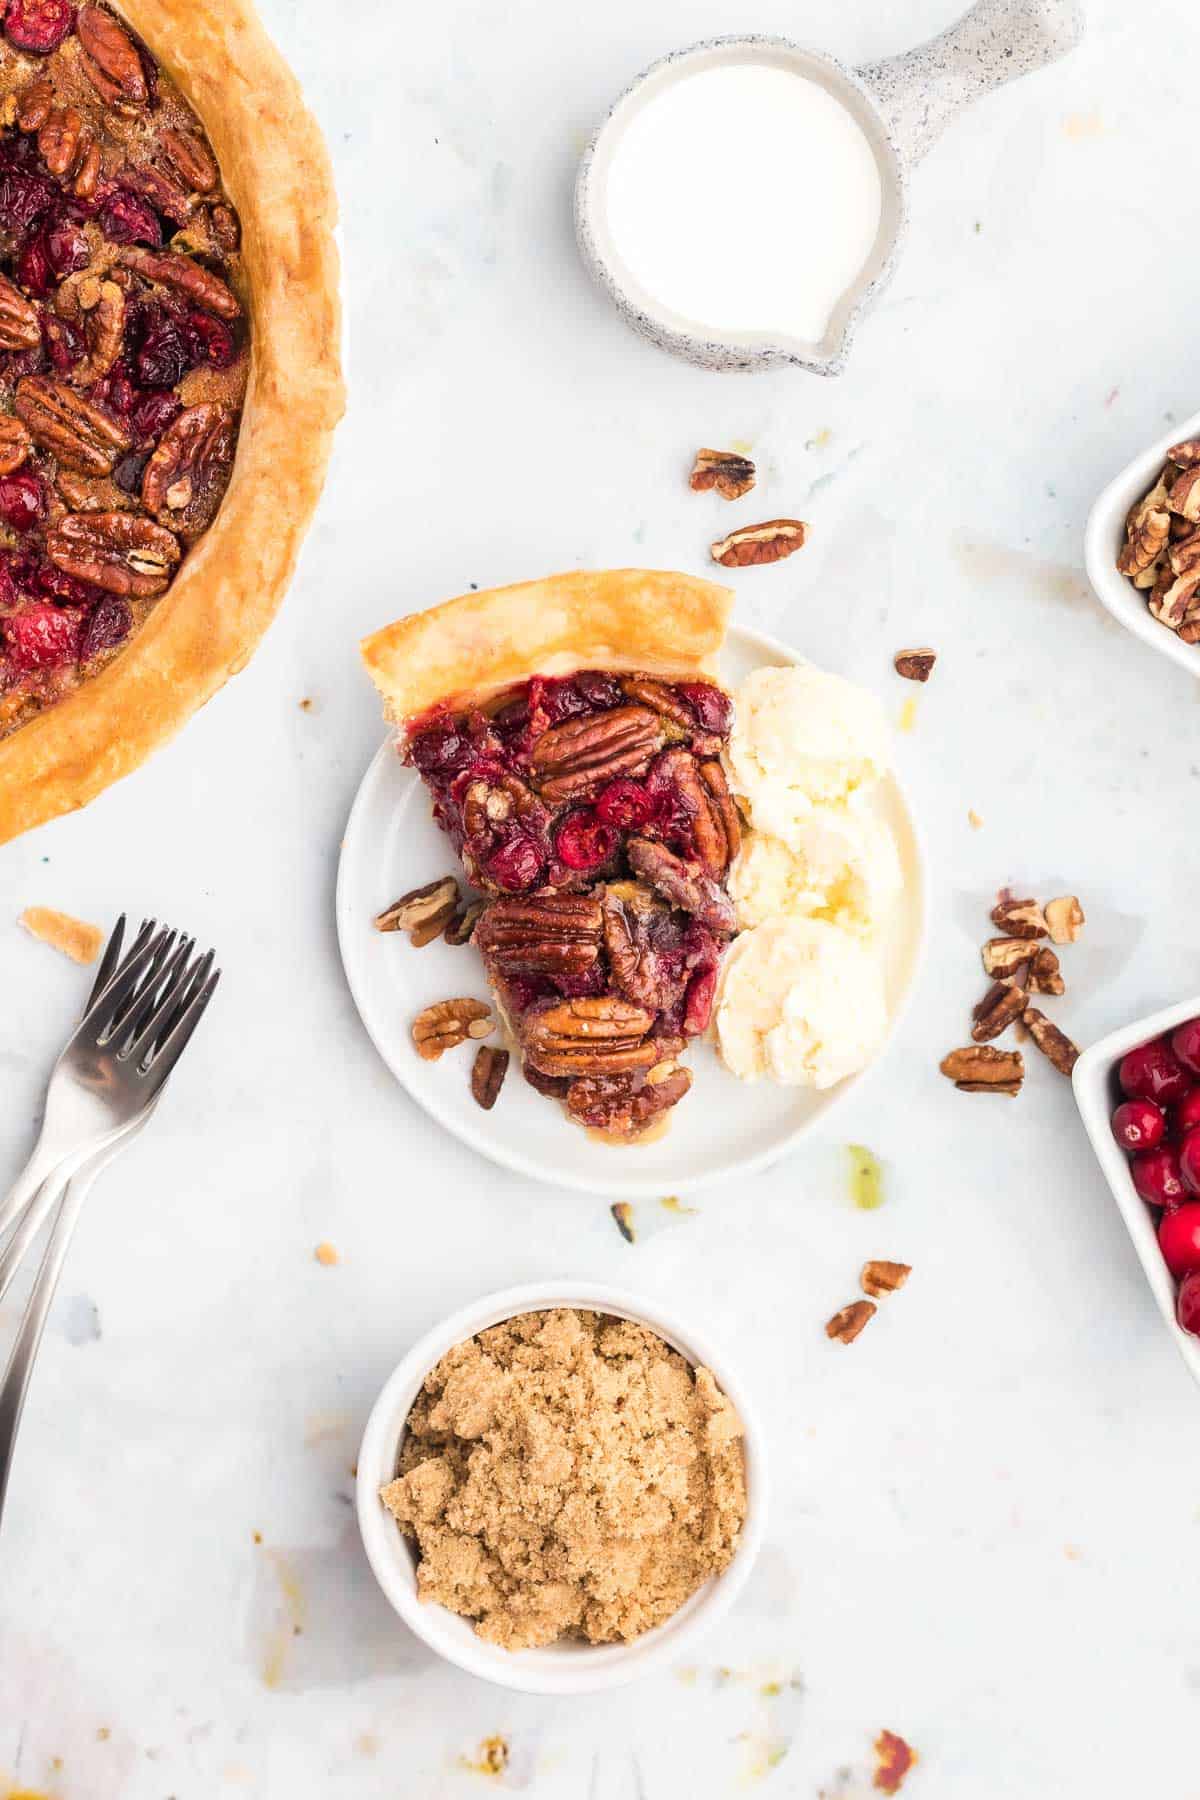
[0,916,220,1519]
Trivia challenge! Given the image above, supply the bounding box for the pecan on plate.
[0,273,40,352]
[1043,894,1084,944]
[411,997,493,1061]
[981,937,1035,979]
[159,127,219,194]
[627,837,736,935]
[825,1300,875,1344]
[118,247,241,321]
[566,1063,692,1135]
[711,518,806,568]
[1023,1007,1079,1076]
[861,1260,911,1298]
[523,995,657,1078]
[444,898,484,946]
[77,4,149,106]
[474,892,602,976]
[16,376,131,474]
[374,875,460,937]
[470,1044,509,1110]
[971,979,1028,1042]
[141,404,236,540]
[649,747,731,876]
[1027,946,1065,996]
[893,648,937,683]
[689,447,756,500]
[530,705,662,804]
[47,512,180,600]
[601,885,668,1011]
[940,1045,1024,1094]
[989,895,1047,938]
[0,416,31,476]
[1118,478,1171,588]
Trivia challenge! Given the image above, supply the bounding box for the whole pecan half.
[649,746,731,876]
[0,414,30,475]
[567,1064,692,1135]
[530,705,662,804]
[77,4,148,107]
[826,1300,875,1344]
[374,875,460,935]
[939,1045,1024,1095]
[689,447,756,501]
[626,837,736,935]
[141,403,236,540]
[700,759,741,864]
[524,995,657,1078]
[46,511,181,599]
[1028,946,1064,996]
[159,128,218,193]
[38,105,83,178]
[470,1044,509,1110]
[411,997,493,1062]
[118,247,241,320]
[75,280,125,385]
[711,518,806,568]
[600,884,684,1013]
[474,892,602,976]
[620,676,696,732]
[16,376,131,474]
[0,274,41,352]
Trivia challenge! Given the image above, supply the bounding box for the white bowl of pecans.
[1085,412,1200,675]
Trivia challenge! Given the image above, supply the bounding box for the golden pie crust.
[0,0,344,845]
[361,568,733,721]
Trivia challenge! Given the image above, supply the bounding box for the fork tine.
[76,930,169,1042]
[140,968,220,1080]
[124,941,201,1059]
[107,933,188,1053]
[86,915,125,1012]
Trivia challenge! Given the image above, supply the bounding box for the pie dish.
[0,0,343,845]
[361,569,743,1142]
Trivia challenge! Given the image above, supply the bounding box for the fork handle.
[0,1139,64,1243]
[0,1171,87,1522]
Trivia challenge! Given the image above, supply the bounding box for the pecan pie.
[362,570,743,1142]
[0,0,343,843]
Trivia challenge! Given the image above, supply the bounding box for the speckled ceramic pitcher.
[576,0,1084,374]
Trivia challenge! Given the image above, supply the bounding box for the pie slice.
[0,0,343,845]
[362,569,743,1142]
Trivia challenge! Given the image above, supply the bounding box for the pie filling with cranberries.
[0,1,247,737]
[362,571,740,1142]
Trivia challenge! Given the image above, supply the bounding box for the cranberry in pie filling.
[0,3,248,738]
[406,670,741,1139]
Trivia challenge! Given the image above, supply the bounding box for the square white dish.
[1084,406,1200,678]
[1072,993,1200,1387]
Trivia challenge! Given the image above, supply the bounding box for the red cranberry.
[4,0,74,53]
[4,601,80,672]
[1175,1089,1200,1137]
[682,967,717,1035]
[1131,1145,1186,1210]
[0,168,56,238]
[0,471,45,533]
[99,185,163,248]
[1179,1129,1200,1198]
[78,595,131,662]
[532,675,589,726]
[42,311,84,373]
[1177,1270,1200,1337]
[595,778,653,830]
[485,831,545,892]
[45,218,88,278]
[675,680,732,736]
[555,810,617,872]
[408,719,471,779]
[1172,1017,1200,1077]
[1111,1098,1166,1153]
[135,304,191,388]
[574,670,623,709]
[187,308,236,368]
[1159,1203,1200,1278]
[15,232,53,299]
[1119,1038,1192,1106]
[130,389,181,444]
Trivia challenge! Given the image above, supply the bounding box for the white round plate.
[336,623,926,1197]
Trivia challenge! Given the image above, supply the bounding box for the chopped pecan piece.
[1027,946,1064,995]
[689,447,756,500]
[0,273,40,352]
[77,4,148,107]
[1170,439,1200,468]
[525,995,658,1078]
[1169,465,1200,523]
[16,376,131,475]
[940,1045,1024,1094]
[971,979,1028,1042]
[411,998,493,1061]
[566,1064,692,1135]
[825,1300,875,1344]
[141,403,236,540]
[46,512,180,600]
[893,648,937,682]
[874,1729,918,1795]
[470,1044,509,1110]
[118,247,241,320]
[0,415,31,476]
[627,837,736,934]
[711,517,806,568]
[444,899,484,946]
[1023,1007,1079,1076]
[374,876,461,935]
[981,937,1035,978]
[474,892,602,976]
[989,896,1047,938]
[530,705,662,804]
[1043,894,1084,944]
[1119,477,1171,588]
[861,1260,911,1298]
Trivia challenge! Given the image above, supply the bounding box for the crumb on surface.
[314,1242,339,1266]
[381,1308,747,1650]
[873,1729,918,1793]
[968,810,984,830]
[610,1202,635,1244]
[19,906,103,964]
[458,1736,509,1776]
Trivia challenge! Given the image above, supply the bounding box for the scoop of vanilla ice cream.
[729,810,901,937]
[726,663,891,840]
[715,916,888,1088]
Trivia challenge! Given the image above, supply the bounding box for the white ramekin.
[355,1280,768,1694]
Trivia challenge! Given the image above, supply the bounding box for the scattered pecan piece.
[610,1201,636,1243]
[77,4,149,107]
[1043,894,1084,944]
[940,1045,1024,1094]
[411,998,493,1062]
[470,1044,509,1110]
[711,517,806,568]
[989,895,1047,938]
[981,937,1034,978]
[874,1729,918,1795]
[16,376,130,474]
[530,705,662,804]
[861,1261,911,1298]
[118,247,241,321]
[1028,946,1064,996]
[444,899,484,946]
[46,512,180,600]
[971,979,1028,1042]
[375,876,460,936]
[1023,1007,1079,1076]
[474,893,602,976]
[689,447,756,500]
[893,648,937,682]
[825,1300,875,1344]
[0,415,31,476]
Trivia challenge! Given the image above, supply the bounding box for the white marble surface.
[2,0,1200,1794]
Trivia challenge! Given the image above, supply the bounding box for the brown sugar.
[380,1308,747,1650]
